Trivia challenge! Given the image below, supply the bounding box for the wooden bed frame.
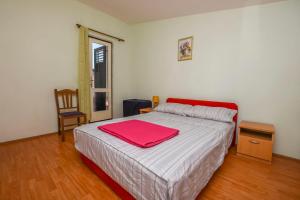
[79,98,238,200]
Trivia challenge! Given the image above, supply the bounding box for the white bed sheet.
[74,112,234,200]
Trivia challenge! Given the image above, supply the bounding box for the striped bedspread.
[74,112,234,200]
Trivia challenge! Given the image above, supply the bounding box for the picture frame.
[178,36,193,61]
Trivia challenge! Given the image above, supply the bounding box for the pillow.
[191,105,237,122]
[154,103,193,116]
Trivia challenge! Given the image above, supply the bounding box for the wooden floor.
[1,131,300,200]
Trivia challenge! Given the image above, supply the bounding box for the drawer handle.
[249,140,260,144]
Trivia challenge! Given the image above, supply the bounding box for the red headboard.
[166,98,238,147]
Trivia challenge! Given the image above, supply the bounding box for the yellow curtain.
[78,26,91,121]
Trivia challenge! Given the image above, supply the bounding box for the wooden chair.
[54,89,87,141]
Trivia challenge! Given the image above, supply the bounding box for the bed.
[74,98,238,200]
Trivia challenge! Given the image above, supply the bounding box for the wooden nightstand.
[139,107,152,114]
[237,121,275,162]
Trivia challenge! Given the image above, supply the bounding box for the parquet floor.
[0,131,299,200]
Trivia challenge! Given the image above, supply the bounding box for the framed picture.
[178,36,193,61]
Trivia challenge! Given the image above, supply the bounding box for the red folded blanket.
[98,120,179,148]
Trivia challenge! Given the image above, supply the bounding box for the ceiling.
[78,0,283,24]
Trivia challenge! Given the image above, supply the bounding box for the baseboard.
[0,132,58,145]
[273,153,300,162]
[2,134,300,162]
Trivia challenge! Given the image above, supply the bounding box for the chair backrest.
[54,89,79,114]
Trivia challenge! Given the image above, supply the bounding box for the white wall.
[131,0,300,159]
[0,0,134,142]
[0,0,299,159]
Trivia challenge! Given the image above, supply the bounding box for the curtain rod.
[76,24,125,42]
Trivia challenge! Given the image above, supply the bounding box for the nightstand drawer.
[238,134,272,161]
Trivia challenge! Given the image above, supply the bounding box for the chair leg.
[83,115,87,124]
[57,117,61,135]
[77,117,80,126]
[61,117,65,142]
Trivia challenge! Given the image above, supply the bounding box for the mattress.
[74,112,235,200]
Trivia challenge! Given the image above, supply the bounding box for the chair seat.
[59,111,85,117]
